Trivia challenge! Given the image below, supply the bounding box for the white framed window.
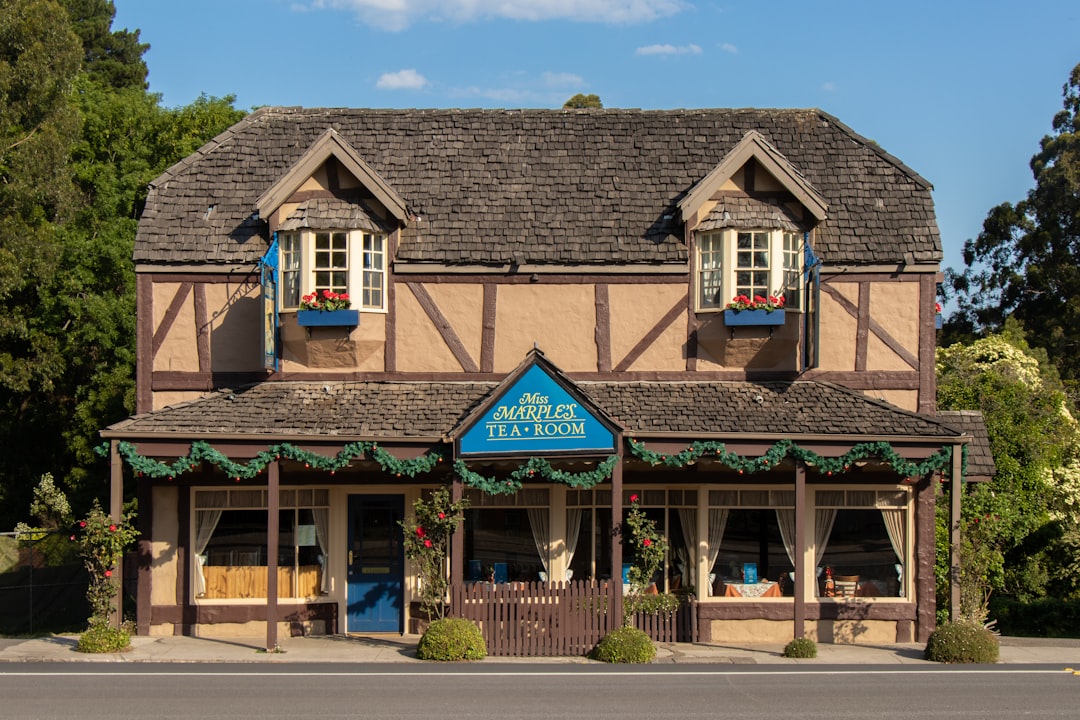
[694,229,805,313]
[278,229,387,312]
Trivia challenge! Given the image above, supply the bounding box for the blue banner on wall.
[457,364,616,457]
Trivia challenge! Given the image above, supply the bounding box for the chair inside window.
[833,574,859,597]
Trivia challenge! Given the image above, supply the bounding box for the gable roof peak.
[678,129,828,226]
[255,126,408,225]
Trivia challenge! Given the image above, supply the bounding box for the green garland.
[99,435,967,490]
[110,440,446,481]
[453,455,620,496]
[627,438,956,479]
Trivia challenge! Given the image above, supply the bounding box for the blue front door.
[346,495,404,633]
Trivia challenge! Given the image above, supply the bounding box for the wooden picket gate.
[450,580,616,657]
[449,581,698,656]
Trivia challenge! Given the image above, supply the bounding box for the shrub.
[989,596,1080,637]
[590,626,656,664]
[783,637,817,658]
[416,618,486,661]
[924,621,1000,664]
[77,624,131,653]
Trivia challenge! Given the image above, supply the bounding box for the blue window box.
[723,308,786,327]
[297,309,359,327]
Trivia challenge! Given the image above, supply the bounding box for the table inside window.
[723,581,781,598]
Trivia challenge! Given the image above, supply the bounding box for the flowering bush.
[73,500,138,630]
[399,486,468,620]
[301,289,351,311]
[726,294,785,312]
[623,494,668,596]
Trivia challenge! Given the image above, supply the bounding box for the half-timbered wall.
[139,267,937,415]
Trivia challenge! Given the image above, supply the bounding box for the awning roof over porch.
[104,379,967,445]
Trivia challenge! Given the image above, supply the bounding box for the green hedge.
[924,621,999,664]
[590,626,656,664]
[989,597,1080,638]
[416,618,486,661]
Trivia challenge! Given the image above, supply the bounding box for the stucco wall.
[494,284,597,372]
[150,485,178,607]
[608,284,688,371]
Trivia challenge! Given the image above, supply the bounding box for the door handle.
[348,550,354,565]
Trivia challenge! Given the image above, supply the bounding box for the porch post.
[451,472,464,586]
[794,461,806,639]
[266,460,279,651]
[611,437,623,626]
[950,444,963,622]
[109,440,123,630]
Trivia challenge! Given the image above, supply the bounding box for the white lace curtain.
[776,508,837,595]
[527,508,550,576]
[677,508,697,587]
[707,508,729,594]
[313,507,330,594]
[564,509,582,580]
[193,493,228,597]
[881,509,905,595]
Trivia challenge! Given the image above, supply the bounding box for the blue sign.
[457,364,616,456]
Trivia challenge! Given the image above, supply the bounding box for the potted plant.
[297,290,359,327]
[723,294,787,326]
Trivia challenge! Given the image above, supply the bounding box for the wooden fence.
[449,581,697,657]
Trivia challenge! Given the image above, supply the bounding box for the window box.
[723,308,786,327]
[297,309,360,327]
[935,314,943,329]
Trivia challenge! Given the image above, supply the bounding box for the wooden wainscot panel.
[494,284,597,373]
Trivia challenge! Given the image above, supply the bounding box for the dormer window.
[695,228,804,313]
[279,229,386,312]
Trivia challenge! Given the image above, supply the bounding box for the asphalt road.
[1,663,1077,719]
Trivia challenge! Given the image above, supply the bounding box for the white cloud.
[303,0,685,31]
[376,69,429,90]
[719,42,737,54]
[542,72,586,88]
[636,43,702,56]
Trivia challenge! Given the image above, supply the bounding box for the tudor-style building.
[103,107,991,651]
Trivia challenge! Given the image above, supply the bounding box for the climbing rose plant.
[623,494,668,595]
[399,486,468,620]
[73,500,139,628]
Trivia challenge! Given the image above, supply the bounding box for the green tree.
[935,321,1080,622]
[0,0,245,527]
[950,62,1080,386]
[563,93,602,109]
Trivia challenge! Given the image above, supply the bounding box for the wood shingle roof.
[107,380,960,442]
[135,107,941,269]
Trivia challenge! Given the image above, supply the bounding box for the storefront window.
[815,489,909,599]
[464,488,549,583]
[194,489,329,600]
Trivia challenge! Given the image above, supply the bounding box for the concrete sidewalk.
[1,633,1078,665]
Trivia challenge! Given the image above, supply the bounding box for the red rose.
[70,535,75,541]
[416,527,425,537]
[438,512,446,519]
[104,570,112,578]
[643,538,652,547]
[424,539,432,548]
[109,525,117,532]
[79,521,87,528]
[629,494,639,503]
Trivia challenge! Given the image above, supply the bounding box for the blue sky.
[114,0,1079,281]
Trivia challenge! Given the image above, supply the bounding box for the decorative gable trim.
[450,348,622,458]
[255,127,408,224]
[678,130,828,225]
